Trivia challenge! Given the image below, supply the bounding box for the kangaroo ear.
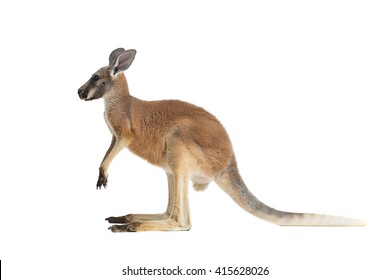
[111,49,137,76]
[109,48,125,66]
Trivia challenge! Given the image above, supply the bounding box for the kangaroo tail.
[215,156,366,226]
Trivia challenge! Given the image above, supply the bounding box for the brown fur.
[78,49,366,231]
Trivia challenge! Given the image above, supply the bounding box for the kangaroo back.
[215,156,366,226]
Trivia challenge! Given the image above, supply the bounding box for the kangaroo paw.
[96,168,108,189]
[105,216,129,224]
[109,222,140,232]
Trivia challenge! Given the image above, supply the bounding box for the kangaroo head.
[78,48,136,101]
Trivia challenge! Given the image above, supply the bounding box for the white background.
[0,0,389,279]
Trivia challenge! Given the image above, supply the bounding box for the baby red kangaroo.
[78,48,366,232]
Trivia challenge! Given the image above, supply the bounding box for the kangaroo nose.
[78,88,83,95]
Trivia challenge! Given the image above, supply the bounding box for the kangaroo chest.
[104,111,116,136]
[103,106,131,138]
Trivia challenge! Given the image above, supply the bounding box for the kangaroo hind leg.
[106,173,174,224]
[109,151,192,232]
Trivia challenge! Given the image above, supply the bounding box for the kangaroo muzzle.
[78,88,86,100]
[78,86,97,101]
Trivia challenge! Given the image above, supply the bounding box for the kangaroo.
[78,48,366,232]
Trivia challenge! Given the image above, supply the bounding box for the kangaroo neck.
[102,75,137,137]
[103,74,132,112]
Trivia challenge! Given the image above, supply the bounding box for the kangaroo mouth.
[78,92,88,100]
[78,89,102,101]
[83,95,99,101]
[79,92,95,101]
[79,96,91,101]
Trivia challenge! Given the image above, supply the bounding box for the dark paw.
[97,168,108,189]
[109,222,140,232]
[105,216,129,224]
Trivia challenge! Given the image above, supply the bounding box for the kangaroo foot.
[109,222,140,232]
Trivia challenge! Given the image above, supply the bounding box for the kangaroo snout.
[78,88,85,99]
[77,87,87,100]
[78,87,92,101]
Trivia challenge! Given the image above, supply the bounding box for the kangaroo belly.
[128,137,168,167]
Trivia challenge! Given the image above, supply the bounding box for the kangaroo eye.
[93,75,99,81]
